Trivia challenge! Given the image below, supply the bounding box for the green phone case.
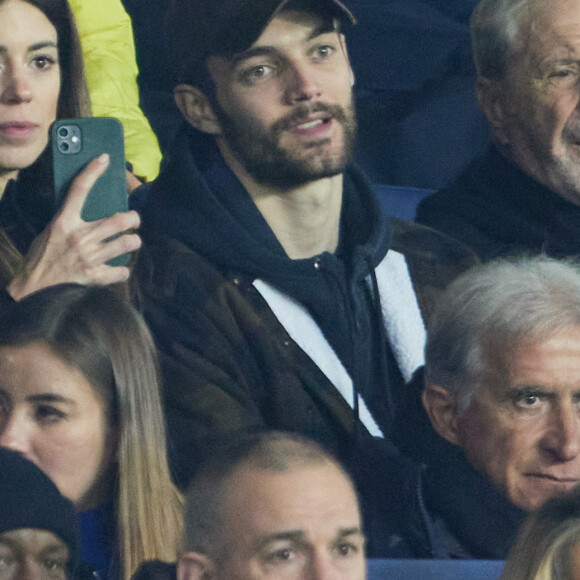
[51,117,129,267]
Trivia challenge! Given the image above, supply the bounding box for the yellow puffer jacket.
[69,0,162,181]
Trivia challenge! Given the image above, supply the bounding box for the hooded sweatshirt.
[141,127,405,436]
[136,125,476,556]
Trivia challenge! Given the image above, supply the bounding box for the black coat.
[417,145,580,260]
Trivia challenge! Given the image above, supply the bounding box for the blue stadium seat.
[373,184,434,221]
[367,559,505,580]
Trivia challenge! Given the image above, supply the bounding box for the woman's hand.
[126,170,142,193]
[7,154,142,301]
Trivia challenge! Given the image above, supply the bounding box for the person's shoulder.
[389,218,479,321]
[134,235,223,304]
[416,146,514,224]
[390,217,479,268]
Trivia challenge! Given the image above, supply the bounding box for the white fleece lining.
[253,279,384,438]
[372,251,426,382]
[252,250,426,438]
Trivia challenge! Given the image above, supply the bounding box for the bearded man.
[133,0,476,556]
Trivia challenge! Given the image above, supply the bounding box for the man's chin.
[246,149,350,188]
[512,477,580,511]
[252,164,346,189]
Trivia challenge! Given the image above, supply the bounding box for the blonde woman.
[500,488,580,580]
[0,284,183,580]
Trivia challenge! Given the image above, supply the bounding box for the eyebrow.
[255,526,365,550]
[256,530,306,549]
[0,41,58,55]
[40,543,69,558]
[335,527,365,539]
[0,389,76,408]
[28,42,58,52]
[27,393,76,406]
[231,22,339,67]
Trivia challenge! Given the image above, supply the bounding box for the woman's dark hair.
[0,0,90,286]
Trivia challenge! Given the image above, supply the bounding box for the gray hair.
[471,0,540,79]
[182,431,356,560]
[425,256,580,409]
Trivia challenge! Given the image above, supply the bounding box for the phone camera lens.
[58,127,69,138]
[60,142,70,152]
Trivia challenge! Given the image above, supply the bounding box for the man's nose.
[540,401,580,462]
[285,62,322,104]
[15,558,37,580]
[304,553,343,580]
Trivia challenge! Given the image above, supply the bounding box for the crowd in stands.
[4,0,580,579]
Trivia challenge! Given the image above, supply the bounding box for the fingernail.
[98,153,110,163]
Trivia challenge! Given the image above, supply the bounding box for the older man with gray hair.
[398,257,580,559]
[417,0,580,261]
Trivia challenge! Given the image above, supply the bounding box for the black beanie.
[0,448,79,573]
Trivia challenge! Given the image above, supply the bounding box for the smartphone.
[51,117,129,266]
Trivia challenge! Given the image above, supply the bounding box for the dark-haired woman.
[0,0,140,308]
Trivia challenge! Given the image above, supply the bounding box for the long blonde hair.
[0,285,183,580]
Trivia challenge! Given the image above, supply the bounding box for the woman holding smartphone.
[0,284,183,580]
[0,0,141,308]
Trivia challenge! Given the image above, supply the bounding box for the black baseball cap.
[166,0,356,85]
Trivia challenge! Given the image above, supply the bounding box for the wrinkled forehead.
[508,0,580,64]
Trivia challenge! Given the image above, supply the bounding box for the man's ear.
[177,552,216,580]
[421,384,462,446]
[174,85,222,135]
[476,77,510,145]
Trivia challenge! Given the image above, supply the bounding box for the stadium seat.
[367,559,505,580]
[373,184,434,221]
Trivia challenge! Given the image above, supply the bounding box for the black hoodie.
[142,126,403,434]
[136,125,477,556]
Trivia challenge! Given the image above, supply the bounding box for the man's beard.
[214,98,357,188]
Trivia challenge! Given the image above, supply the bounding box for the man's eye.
[263,547,300,566]
[44,558,65,570]
[269,548,292,562]
[43,558,67,579]
[314,45,335,59]
[514,392,546,412]
[335,542,359,558]
[241,64,274,84]
[548,67,579,82]
[521,395,539,405]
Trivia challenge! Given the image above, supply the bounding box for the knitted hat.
[0,448,79,573]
